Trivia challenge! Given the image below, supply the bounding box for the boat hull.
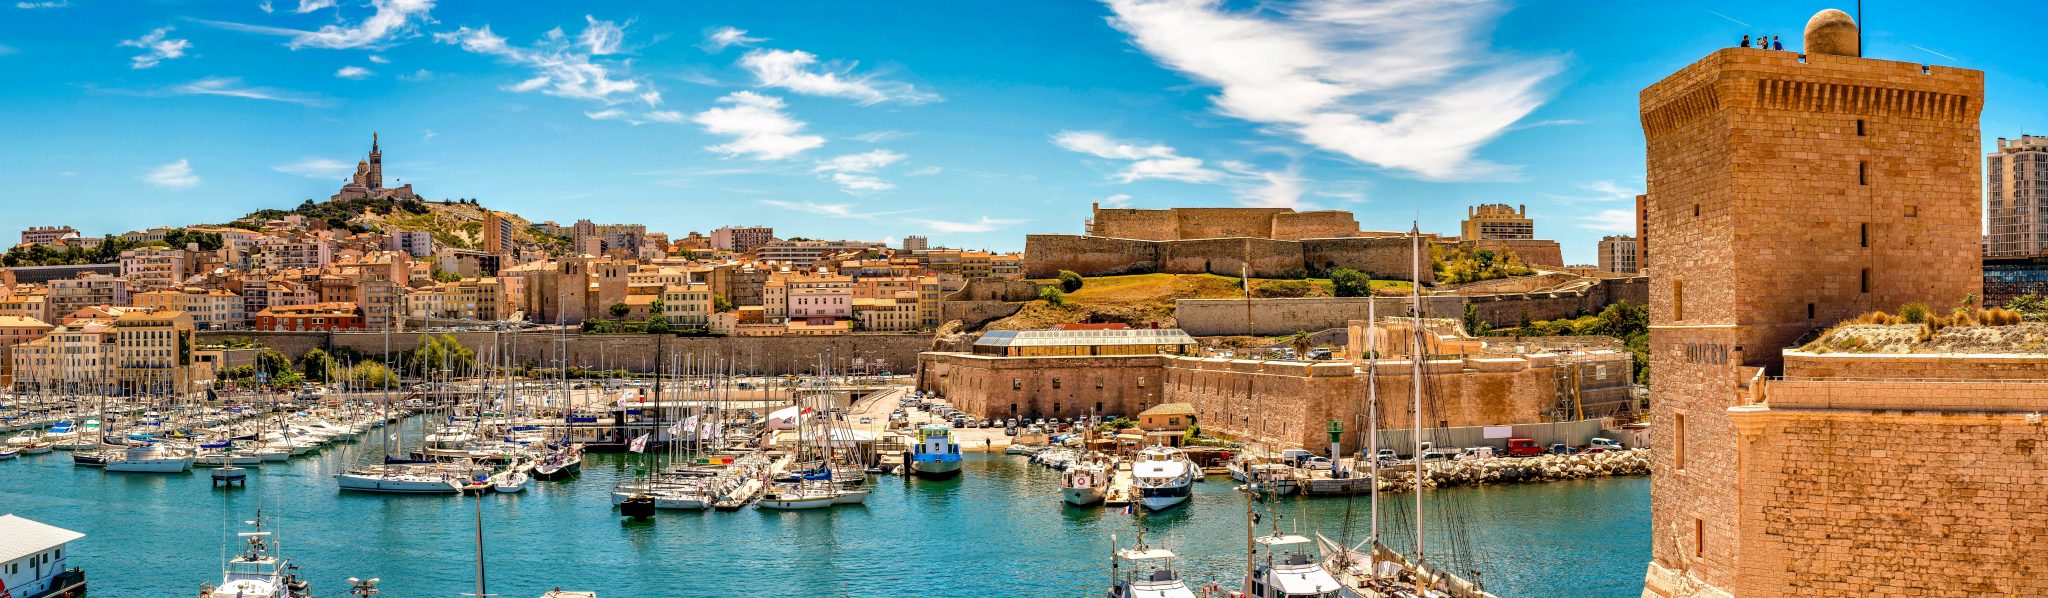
[1064,485,1106,506]
[910,457,961,479]
[106,457,194,473]
[758,494,837,510]
[831,487,872,505]
[335,474,462,494]
[531,458,582,480]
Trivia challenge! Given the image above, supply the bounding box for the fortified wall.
[1089,206,1358,241]
[1171,276,1646,336]
[201,330,934,375]
[1461,239,1565,268]
[940,279,1044,328]
[1024,234,1430,281]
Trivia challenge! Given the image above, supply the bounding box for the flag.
[629,433,649,453]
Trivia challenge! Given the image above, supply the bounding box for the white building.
[0,514,85,598]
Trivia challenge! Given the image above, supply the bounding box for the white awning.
[0,514,84,564]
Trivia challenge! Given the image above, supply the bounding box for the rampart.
[1172,276,1646,336]
[1024,234,1431,282]
[1463,239,1565,267]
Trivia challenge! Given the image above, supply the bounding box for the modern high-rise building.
[711,226,775,253]
[1985,135,2048,257]
[1639,10,1986,597]
[1459,203,1534,240]
[903,235,928,252]
[481,211,515,256]
[1596,235,1638,274]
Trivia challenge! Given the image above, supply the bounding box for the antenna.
[1857,0,1864,56]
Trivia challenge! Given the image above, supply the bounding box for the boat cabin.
[1245,535,1347,598]
[0,514,85,598]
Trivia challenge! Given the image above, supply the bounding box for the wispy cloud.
[907,165,942,176]
[272,157,354,179]
[0,43,16,56]
[1102,0,1561,180]
[1053,130,1220,183]
[1575,209,1635,233]
[368,54,390,64]
[14,1,67,8]
[171,77,329,105]
[1913,45,1957,62]
[910,216,1024,234]
[693,91,824,160]
[1704,9,1750,28]
[758,199,917,220]
[851,130,910,144]
[1239,168,1305,208]
[702,26,764,52]
[435,16,657,108]
[584,108,642,125]
[335,65,373,79]
[143,159,199,189]
[1580,179,1639,200]
[1099,193,1132,208]
[739,48,939,106]
[813,149,907,193]
[204,0,433,50]
[120,27,191,69]
[398,68,432,81]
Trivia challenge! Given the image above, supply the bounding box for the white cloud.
[0,43,16,56]
[335,66,373,79]
[851,130,909,144]
[692,91,825,161]
[1579,179,1639,200]
[703,26,764,52]
[1576,209,1635,233]
[828,173,892,191]
[578,15,626,55]
[143,159,199,189]
[422,129,437,141]
[259,1,273,14]
[1100,193,1132,208]
[584,108,641,125]
[205,0,433,50]
[1102,0,1561,180]
[15,1,67,8]
[398,68,432,81]
[120,27,191,69]
[435,18,655,107]
[1053,130,1221,183]
[272,157,354,179]
[739,48,939,106]
[760,199,857,218]
[171,77,328,105]
[643,110,687,123]
[813,149,906,193]
[907,165,942,176]
[1240,169,1305,208]
[368,54,390,64]
[910,216,1023,234]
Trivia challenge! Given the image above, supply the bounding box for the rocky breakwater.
[1372,449,1649,493]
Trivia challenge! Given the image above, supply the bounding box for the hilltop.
[239,196,567,255]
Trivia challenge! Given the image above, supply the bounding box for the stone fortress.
[331,133,418,202]
[1024,204,1433,281]
[1638,9,2047,597]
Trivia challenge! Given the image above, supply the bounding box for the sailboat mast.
[1367,296,1379,558]
[1410,224,1425,594]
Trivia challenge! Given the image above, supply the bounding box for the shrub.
[1057,270,1084,293]
[1329,268,1372,297]
[1038,286,1067,306]
[1899,303,1929,324]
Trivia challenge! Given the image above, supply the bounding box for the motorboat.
[1106,542,1198,598]
[43,420,79,444]
[6,430,40,447]
[105,444,196,473]
[196,450,264,468]
[1063,454,1111,506]
[1132,445,1196,511]
[199,514,313,598]
[1241,534,1352,598]
[20,440,53,455]
[909,424,962,479]
[54,420,101,450]
[0,446,17,460]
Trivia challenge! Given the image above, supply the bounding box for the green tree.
[351,361,396,387]
[1462,303,1490,336]
[1038,286,1067,306]
[2006,294,2048,320]
[407,334,476,376]
[645,316,672,335]
[430,267,462,283]
[254,349,292,378]
[609,302,630,319]
[649,298,666,315]
[713,296,735,313]
[1057,270,1084,293]
[298,348,340,383]
[1329,268,1372,297]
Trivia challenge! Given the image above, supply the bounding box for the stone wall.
[942,301,1027,329]
[915,352,1167,419]
[1272,211,1362,241]
[1025,234,1431,282]
[1464,239,1565,267]
[202,330,934,375]
[945,279,1042,302]
[1172,276,1645,337]
[1090,208,1178,241]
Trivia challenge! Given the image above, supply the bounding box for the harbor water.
[0,417,1649,597]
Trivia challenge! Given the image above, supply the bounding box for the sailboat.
[199,512,312,598]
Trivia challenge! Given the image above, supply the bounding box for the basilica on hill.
[331,133,418,202]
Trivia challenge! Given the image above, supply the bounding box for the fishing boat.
[1241,534,1352,598]
[104,443,195,473]
[909,424,962,479]
[1063,453,1111,506]
[1105,536,1198,598]
[199,513,312,598]
[1132,445,1196,511]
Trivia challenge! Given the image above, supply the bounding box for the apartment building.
[113,309,196,395]
[119,246,192,290]
[47,274,128,318]
[0,316,54,388]
[661,283,715,327]
[132,288,245,330]
[1459,204,1536,240]
[8,320,114,392]
[1597,235,1639,274]
[255,302,365,332]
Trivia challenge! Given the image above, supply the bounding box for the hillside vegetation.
[987,273,1412,330]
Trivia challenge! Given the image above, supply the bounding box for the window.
[1905,204,1918,218]
[1694,518,1706,558]
[1053,403,1061,414]
[1012,379,1022,390]
[1808,303,1816,319]
[1672,279,1685,321]
[1674,411,1686,471]
[1096,377,1104,390]
[1855,119,1865,136]
[1860,223,1868,248]
[1137,376,1145,388]
[1861,268,1870,293]
[1858,161,1867,185]
[1693,204,1700,218]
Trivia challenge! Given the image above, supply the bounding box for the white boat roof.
[1267,564,1342,594]
[1118,548,1176,560]
[1254,534,1312,546]
[0,514,83,563]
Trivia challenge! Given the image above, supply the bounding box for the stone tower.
[367,132,383,190]
[1637,9,1982,597]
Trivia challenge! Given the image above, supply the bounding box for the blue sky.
[0,1,2040,262]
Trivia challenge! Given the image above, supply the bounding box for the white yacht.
[1062,454,1111,506]
[335,466,466,494]
[757,482,837,510]
[1132,445,1196,511]
[1106,543,1198,598]
[105,444,195,473]
[54,420,101,450]
[199,515,312,598]
[1242,534,1352,598]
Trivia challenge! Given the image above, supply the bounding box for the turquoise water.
[0,418,1649,597]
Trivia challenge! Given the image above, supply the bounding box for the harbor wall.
[199,330,934,375]
[1172,275,1646,337]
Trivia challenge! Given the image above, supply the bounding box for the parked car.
[1299,456,1334,470]
[1454,447,1495,461]
[1374,449,1401,466]
[1418,449,1450,462]
[1590,437,1623,450]
[1505,438,1545,457]
[1306,348,1333,360]
[1004,426,1019,437]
